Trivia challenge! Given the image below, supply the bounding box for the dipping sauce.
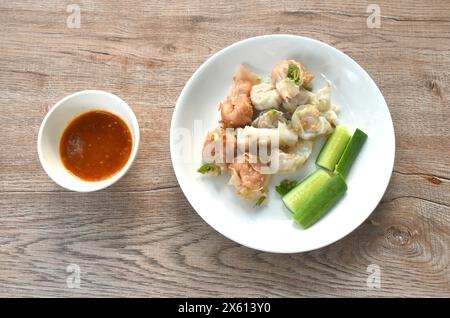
[60,110,132,181]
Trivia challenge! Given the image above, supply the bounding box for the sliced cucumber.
[282,169,331,215]
[316,126,351,171]
[293,173,347,228]
[335,128,368,179]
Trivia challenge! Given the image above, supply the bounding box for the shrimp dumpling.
[282,87,315,112]
[276,140,313,173]
[275,79,300,102]
[291,105,334,140]
[220,66,260,128]
[309,84,339,127]
[277,121,298,147]
[272,60,315,109]
[322,109,339,127]
[237,126,278,149]
[201,128,236,175]
[271,60,315,87]
[252,109,287,128]
[228,153,270,202]
[313,84,332,112]
[237,122,297,149]
[250,83,282,110]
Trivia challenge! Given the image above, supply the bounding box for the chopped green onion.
[275,179,299,196]
[254,196,266,207]
[287,63,301,85]
[197,162,221,175]
[283,78,297,85]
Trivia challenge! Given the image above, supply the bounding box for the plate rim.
[170,34,395,253]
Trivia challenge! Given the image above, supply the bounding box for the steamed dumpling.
[282,87,315,112]
[228,153,271,201]
[322,109,339,127]
[271,60,315,103]
[250,83,282,110]
[277,121,298,147]
[275,79,300,102]
[275,140,313,173]
[237,126,277,150]
[314,84,331,112]
[237,121,298,150]
[291,105,333,140]
[252,109,287,128]
[271,59,315,87]
[308,84,340,127]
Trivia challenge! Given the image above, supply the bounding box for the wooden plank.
[0,188,448,297]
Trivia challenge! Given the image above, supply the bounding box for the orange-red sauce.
[60,110,132,181]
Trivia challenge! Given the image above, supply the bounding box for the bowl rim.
[170,34,395,253]
[37,89,140,192]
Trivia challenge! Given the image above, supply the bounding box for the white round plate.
[170,35,395,253]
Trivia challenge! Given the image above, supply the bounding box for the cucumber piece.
[316,126,351,171]
[293,173,347,228]
[335,128,368,179]
[282,169,332,214]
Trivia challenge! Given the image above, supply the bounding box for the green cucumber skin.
[316,126,351,171]
[335,128,368,179]
[282,169,331,214]
[293,173,347,229]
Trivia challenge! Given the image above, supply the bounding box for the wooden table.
[1,0,449,297]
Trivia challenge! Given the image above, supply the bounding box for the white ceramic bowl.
[170,35,395,253]
[38,90,140,192]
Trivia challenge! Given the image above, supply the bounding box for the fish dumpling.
[314,84,332,112]
[252,109,287,128]
[277,121,298,147]
[291,105,333,140]
[275,140,313,173]
[281,87,314,112]
[250,83,282,110]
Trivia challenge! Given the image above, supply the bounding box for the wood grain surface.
[0,0,449,297]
